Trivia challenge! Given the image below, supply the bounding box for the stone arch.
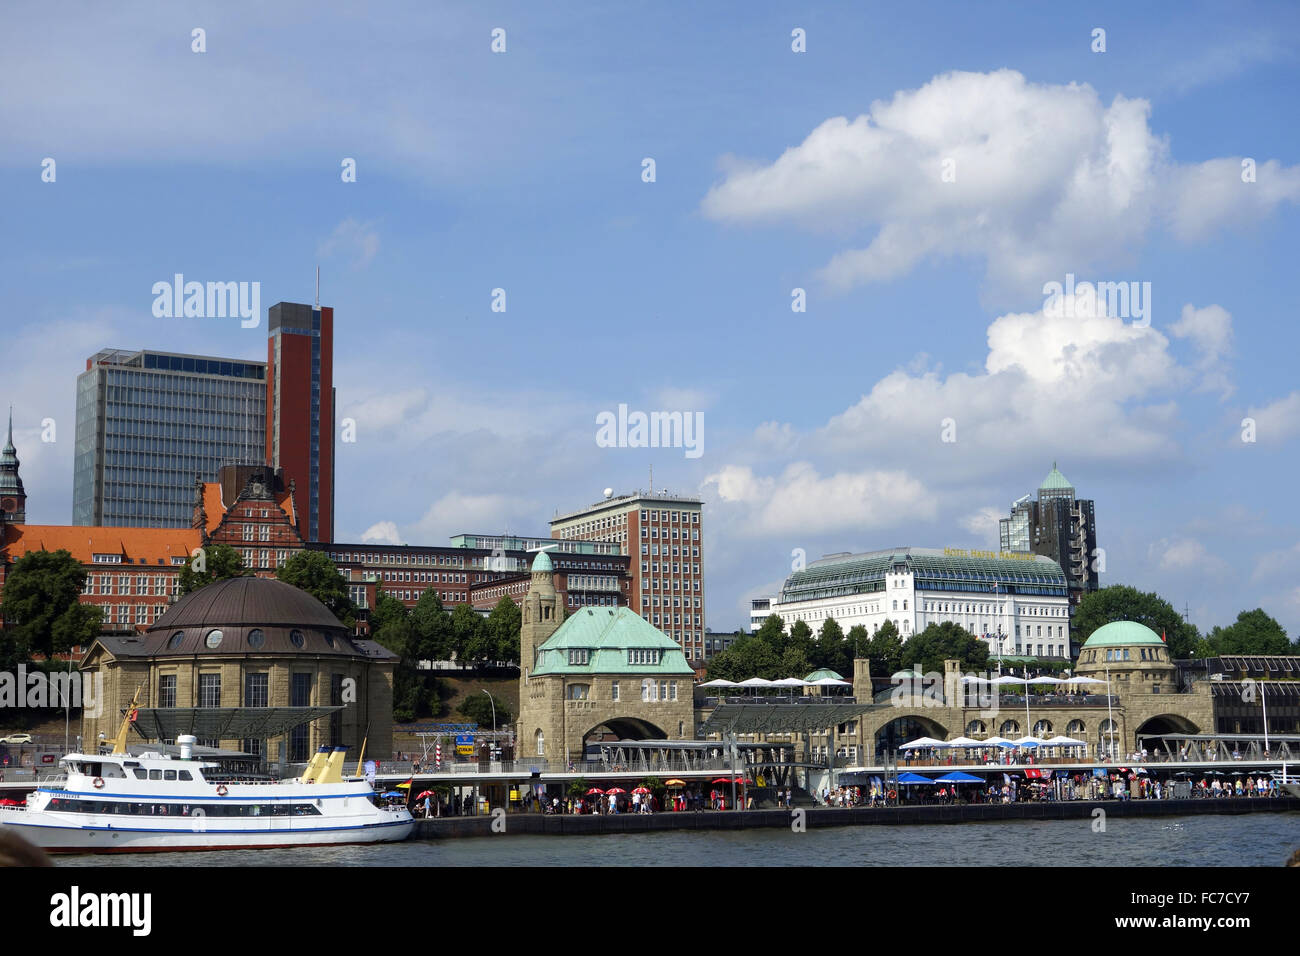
[966,719,987,736]
[1066,719,1086,736]
[581,716,668,748]
[998,718,1020,736]
[1134,714,1200,756]
[1032,719,1053,737]
[873,714,949,757]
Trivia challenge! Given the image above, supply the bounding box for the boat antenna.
[354,723,370,777]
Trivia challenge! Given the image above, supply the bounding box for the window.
[535,729,545,755]
[628,649,663,666]
[568,649,590,666]
[198,673,221,708]
[204,628,224,649]
[641,679,656,702]
[158,674,176,709]
[611,681,619,702]
[244,672,269,708]
[567,684,590,700]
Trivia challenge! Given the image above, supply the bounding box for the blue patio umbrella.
[897,772,936,784]
[381,791,404,798]
[935,772,982,783]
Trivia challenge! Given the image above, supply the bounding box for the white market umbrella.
[699,679,737,687]
[1025,676,1066,685]
[1045,735,1086,746]
[1013,736,1046,747]
[811,678,852,687]
[899,737,951,749]
[992,675,1027,685]
[771,678,808,687]
[984,737,1018,748]
[961,675,994,684]
[947,736,983,747]
[1063,676,1107,686]
[737,677,774,686]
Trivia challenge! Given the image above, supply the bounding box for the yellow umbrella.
[664,779,687,787]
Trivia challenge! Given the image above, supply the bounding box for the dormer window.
[628,649,663,666]
[93,553,122,564]
[568,649,590,666]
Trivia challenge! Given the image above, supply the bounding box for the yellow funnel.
[299,746,331,784]
[317,747,348,784]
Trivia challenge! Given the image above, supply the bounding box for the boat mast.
[110,685,145,755]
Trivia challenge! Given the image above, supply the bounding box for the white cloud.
[702,462,935,537]
[960,506,1004,537]
[1149,537,1225,573]
[701,69,1300,297]
[359,521,402,545]
[408,491,535,542]
[318,218,380,270]
[808,290,1185,478]
[1245,391,1300,444]
[1170,303,1234,398]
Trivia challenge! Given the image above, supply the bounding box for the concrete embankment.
[410,795,1300,839]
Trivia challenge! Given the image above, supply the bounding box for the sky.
[3,1,1299,638]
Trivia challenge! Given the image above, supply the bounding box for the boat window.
[149,770,162,780]
[179,770,193,781]
[133,768,149,780]
[164,770,177,781]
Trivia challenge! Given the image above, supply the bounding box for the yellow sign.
[456,745,475,756]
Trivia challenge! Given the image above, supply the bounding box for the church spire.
[0,407,27,524]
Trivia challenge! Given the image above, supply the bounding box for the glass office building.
[73,349,267,527]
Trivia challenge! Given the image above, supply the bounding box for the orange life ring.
[886,789,897,800]
[216,784,228,797]
[93,777,105,790]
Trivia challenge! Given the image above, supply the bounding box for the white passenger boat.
[0,711,412,853]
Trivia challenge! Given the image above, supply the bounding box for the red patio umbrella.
[416,790,436,800]
[632,787,651,794]
[605,787,627,794]
[586,788,605,795]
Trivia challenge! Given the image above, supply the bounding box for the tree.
[1074,585,1200,659]
[452,603,488,667]
[779,645,811,679]
[177,542,248,595]
[787,619,815,663]
[275,550,356,627]
[485,595,522,664]
[0,549,102,658]
[1197,609,1293,656]
[369,590,412,657]
[753,614,787,650]
[864,620,904,677]
[457,691,512,728]
[846,624,870,658]
[410,589,454,662]
[704,635,780,682]
[899,622,989,676]
[814,617,850,676]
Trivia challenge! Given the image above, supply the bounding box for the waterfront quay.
[409,794,1300,840]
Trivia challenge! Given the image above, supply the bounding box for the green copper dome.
[1039,462,1073,491]
[804,668,845,682]
[1081,621,1164,648]
[532,606,694,677]
[530,550,553,573]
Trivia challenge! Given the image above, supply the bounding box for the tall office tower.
[999,462,1099,609]
[550,491,707,660]
[266,302,334,543]
[72,349,266,527]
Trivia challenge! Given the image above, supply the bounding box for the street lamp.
[481,689,497,733]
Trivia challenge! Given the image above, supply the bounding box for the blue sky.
[3,1,1300,637]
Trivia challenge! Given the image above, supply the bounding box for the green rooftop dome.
[804,668,845,682]
[1081,620,1164,648]
[1039,461,1073,491]
[532,606,694,677]
[530,550,553,573]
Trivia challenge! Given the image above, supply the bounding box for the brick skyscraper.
[267,302,334,543]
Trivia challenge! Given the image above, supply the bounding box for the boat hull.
[0,811,413,854]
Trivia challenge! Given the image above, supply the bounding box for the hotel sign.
[943,548,1040,562]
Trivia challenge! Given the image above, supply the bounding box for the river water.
[62,811,1300,867]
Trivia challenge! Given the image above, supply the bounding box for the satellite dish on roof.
[603,488,613,498]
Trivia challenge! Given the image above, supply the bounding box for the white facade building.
[764,547,1073,659]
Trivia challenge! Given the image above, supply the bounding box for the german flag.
[395,778,413,790]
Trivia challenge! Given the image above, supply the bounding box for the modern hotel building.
[764,546,1073,659]
[550,491,708,660]
[73,349,267,527]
